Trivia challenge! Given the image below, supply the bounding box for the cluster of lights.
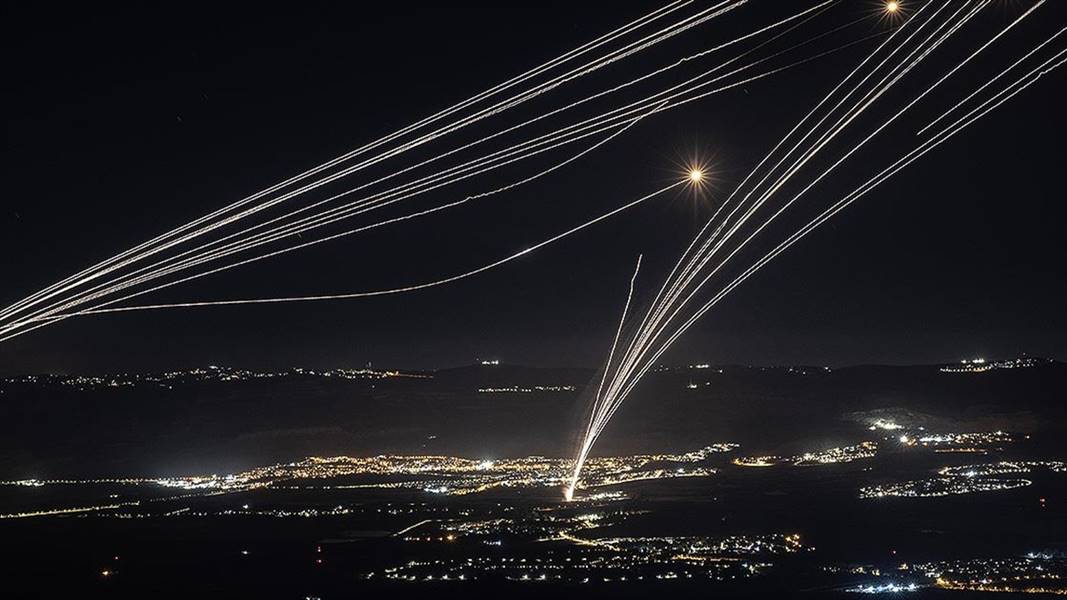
[1,446,736,518]
[897,430,1014,453]
[860,467,1035,499]
[477,385,576,394]
[372,522,805,585]
[733,442,877,468]
[845,582,919,594]
[938,460,1066,478]
[918,556,1067,595]
[939,356,1047,374]
[0,364,429,392]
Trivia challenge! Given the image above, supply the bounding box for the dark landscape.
[2,358,1064,598]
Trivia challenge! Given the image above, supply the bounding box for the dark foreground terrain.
[1,358,1065,598]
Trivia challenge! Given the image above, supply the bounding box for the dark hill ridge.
[1,359,1063,479]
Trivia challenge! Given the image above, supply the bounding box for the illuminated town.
[733,442,878,468]
[0,365,432,392]
[2,381,1064,597]
[938,356,1050,374]
[1,445,741,517]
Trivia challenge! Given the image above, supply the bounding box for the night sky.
[3,1,1065,375]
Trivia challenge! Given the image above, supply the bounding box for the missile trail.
[0,1,731,324]
[618,45,1067,411]
[4,182,682,331]
[73,1,840,311]
[592,0,983,453]
[17,102,668,328]
[0,2,693,321]
[917,23,1065,136]
[565,0,1061,498]
[17,27,877,331]
[601,0,943,413]
[571,2,1054,493]
[567,255,644,502]
[619,0,977,405]
[0,0,823,330]
[626,1,984,383]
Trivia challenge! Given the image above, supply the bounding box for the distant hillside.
[1,359,1063,479]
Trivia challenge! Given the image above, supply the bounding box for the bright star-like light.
[885,1,900,13]
[674,155,714,200]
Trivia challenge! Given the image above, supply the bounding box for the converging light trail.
[2,4,1061,501]
[0,1,741,327]
[37,183,682,322]
[565,0,1064,500]
[2,3,883,341]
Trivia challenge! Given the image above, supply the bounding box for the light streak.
[565,0,1061,497]
[27,182,683,320]
[394,519,435,537]
[0,2,699,321]
[611,34,1065,423]
[568,254,644,502]
[569,0,952,488]
[0,1,734,325]
[31,6,840,322]
[6,18,876,335]
[584,1,951,452]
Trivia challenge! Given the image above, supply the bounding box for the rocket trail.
[565,0,1062,499]
[11,20,875,333]
[0,1,729,324]
[0,2,686,321]
[917,22,1065,136]
[2,0,849,337]
[615,46,1067,409]
[3,182,682,334]
[0,1,697,319]
[597,1,946,416]
[43,42,851,322]
[590,0,979,457]
[75,1,839,309]
[615,0,978,406]
[567,254,644,503]
[16,102,668,329]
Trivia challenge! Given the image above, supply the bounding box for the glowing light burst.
[877,0,908,26]
[685,161,713,197]
[675,152,715,201]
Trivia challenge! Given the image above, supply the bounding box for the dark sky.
[3,1,1065,375]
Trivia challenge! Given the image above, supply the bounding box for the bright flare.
[885,1,900,14]
[688,168,705,183]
